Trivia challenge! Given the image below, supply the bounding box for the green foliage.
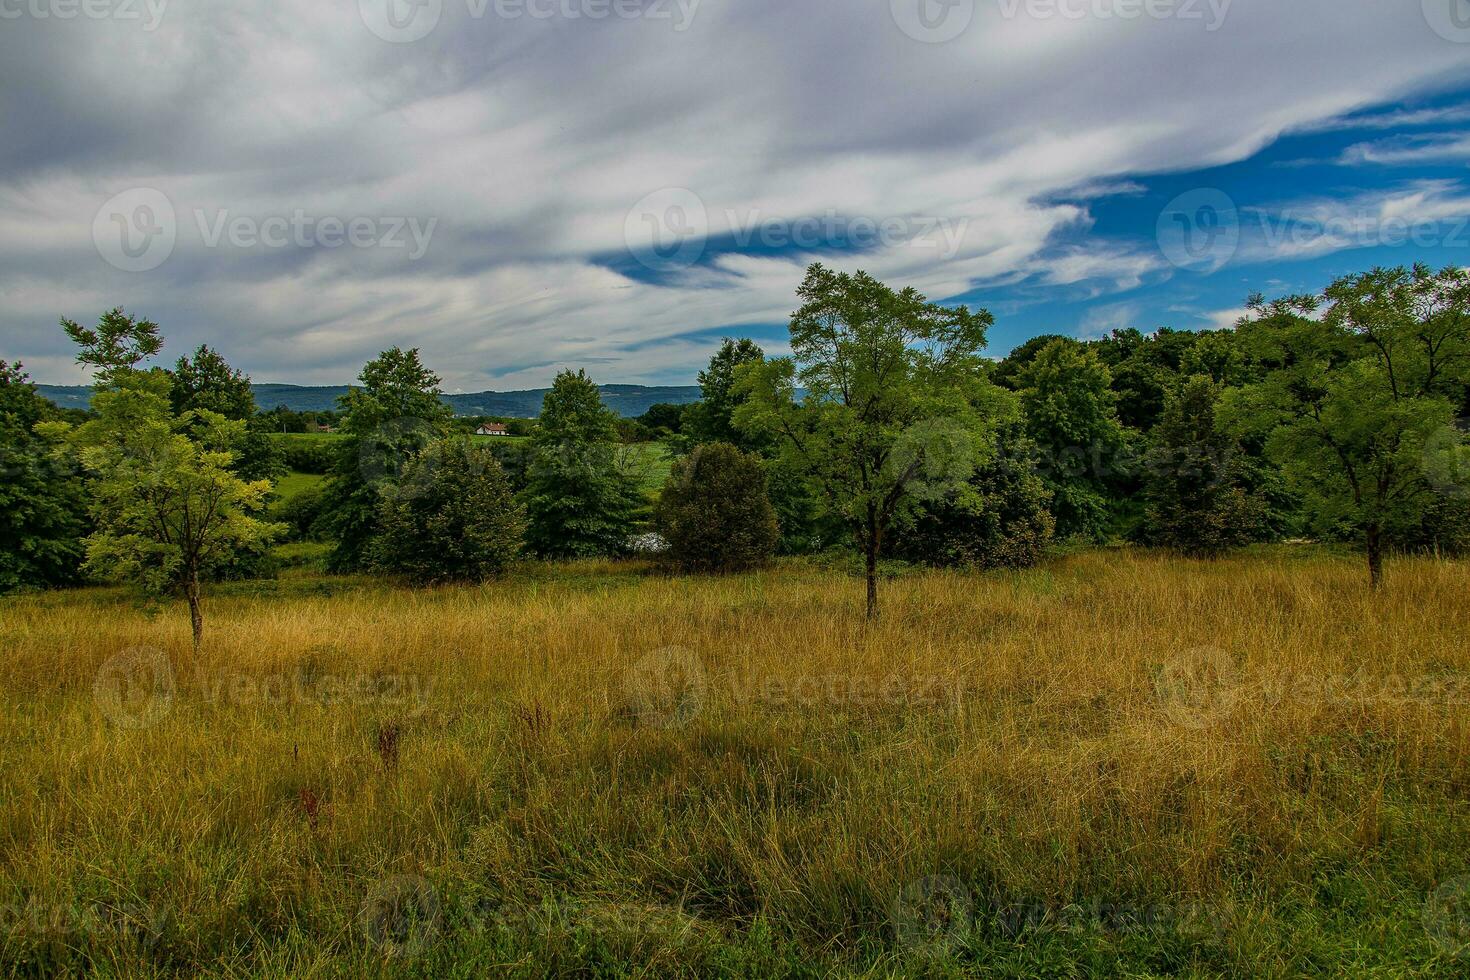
[656,442,779,573]
[271,434,339,474]
[50,315,283,644]
[1224,265,1470,586]
[59,307,162,385]
[637,402,690,436]
[318,348,453,571]
[736,264,1008,617]
[524,370,644,558]
[683,338,766,450]
[898,419,1055,569]
[1141,376,1272,556]
[0,361,89,592]
[1017,340,1126,541]
[371,438,526,583]
[172,345,282,482]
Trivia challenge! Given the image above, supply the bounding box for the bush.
[656,442,779,573]
[273,435,339,475]
[897,422,1055,570]
[371,438,525,583]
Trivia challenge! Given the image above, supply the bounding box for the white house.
[475,423,511,437]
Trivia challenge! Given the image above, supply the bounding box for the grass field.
[3,549,1470,975]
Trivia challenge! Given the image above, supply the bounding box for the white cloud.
[0,1,1467,387]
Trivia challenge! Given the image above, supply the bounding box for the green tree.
[897,419,1055,570]
[1016,340,1126,541]
[52,311,281,648]
[736,264,1007,620]
[523,370,643,558]
[172,345,281,483]
[1225,265,1470,588]
[1142,376,1270,556]
[0,361,88,592]
[656,442,779,573]
[683,339,766,449]
[371,438,526,583]
[319,348,453,571]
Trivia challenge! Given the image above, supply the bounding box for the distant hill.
[35,382,703,419]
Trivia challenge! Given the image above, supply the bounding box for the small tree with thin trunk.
[735,264,1006,620]
[51,310,281,649]
[1225,265,1470,588]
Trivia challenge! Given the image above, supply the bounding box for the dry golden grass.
[3,548,1470,975]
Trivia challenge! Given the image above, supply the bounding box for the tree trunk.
[858,540,870,625]
[1366,523,1384,591]
[185,567,204,651]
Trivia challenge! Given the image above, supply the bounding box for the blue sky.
[2,1,1468,389]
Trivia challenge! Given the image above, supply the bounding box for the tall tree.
[683,339,766,449]
[1225,265,1470,588]
[1016,340,1126,541]
[523,370,643,558]
[319,348,453,571]
[736,264,1006,620]
[1142,376,1271,556]
[0,361,89,592]
[171,344,281,482]
[51,311,281,648]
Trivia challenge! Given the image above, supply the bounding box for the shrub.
[898,421,1055,570]
[371,438,525,583]
[656,442,779,573]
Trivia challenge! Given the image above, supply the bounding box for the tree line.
[2,262,1467,636]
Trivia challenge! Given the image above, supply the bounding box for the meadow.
[3,548,1470,976]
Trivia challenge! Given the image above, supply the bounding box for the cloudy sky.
[2,0,1469,391]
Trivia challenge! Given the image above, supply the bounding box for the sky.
[1,0,1469,391]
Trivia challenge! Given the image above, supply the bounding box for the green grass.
[4,550,1470,975]
[271,471,326,501]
